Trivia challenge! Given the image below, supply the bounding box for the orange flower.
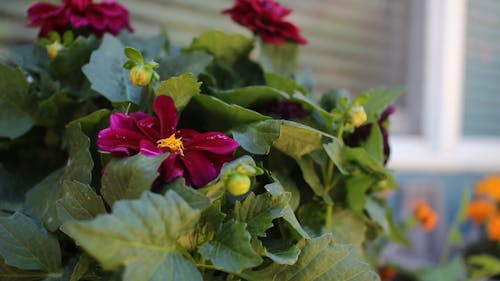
[467,199,497,225]
[476,175,500,201]
[413,200,439,232]
[487,215,500,241]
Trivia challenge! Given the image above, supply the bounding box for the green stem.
[325,204,334,230]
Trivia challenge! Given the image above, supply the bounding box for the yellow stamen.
[157,134,184,156]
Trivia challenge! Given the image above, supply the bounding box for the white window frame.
[389,0,500,173]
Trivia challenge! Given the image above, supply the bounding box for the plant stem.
[325,204,333,230]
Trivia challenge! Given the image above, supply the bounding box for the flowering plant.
[0,0,404,280]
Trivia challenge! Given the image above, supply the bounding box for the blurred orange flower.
[476,175,500,201]
[467,199,497,225]
[487,215,500,241]
[379,266,396,281]
[413,200,439,232]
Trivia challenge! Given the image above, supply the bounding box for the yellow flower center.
[156,134,184,156]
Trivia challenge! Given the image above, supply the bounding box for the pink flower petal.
[180,150,218,188]
[182,131,239,154]
[153,96,178,138]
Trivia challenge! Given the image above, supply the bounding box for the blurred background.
[1,0,499,267]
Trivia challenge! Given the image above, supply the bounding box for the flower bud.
[226,173,251,196]
[129,65,153,87]
[348,106,367,128]
[46,41,63,59]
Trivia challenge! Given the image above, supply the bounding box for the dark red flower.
[27,0,133,37]
[345,106,397,165]
[257,100,307,120]
[222,0,307,45]
[97,96,239,188]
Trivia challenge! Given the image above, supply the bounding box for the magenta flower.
[97,96,239,188]
[27,0,133,37]
[222,0,307,45]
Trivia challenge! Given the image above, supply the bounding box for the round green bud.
[129,65,153,87]
[226,173,251,196]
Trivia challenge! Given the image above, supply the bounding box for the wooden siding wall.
[0,0,410,95]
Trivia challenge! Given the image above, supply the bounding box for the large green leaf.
[259,39,299,77]
[420,257,467,281]
[56,181,106,224]
[232,120,281,155]
[296,156,329,204]
[243,234,379,281]
[273,121,324,159]
[24,124,93,231]
[162,178,210,211]
[264,73,306,95]
[346,174,374,212]
[187,94,269,131]
[158,50,212,79]
[61,191,202,281]
[363,123,384,163]
[198,219,262,273]
[82,34,142,103]
[50,35,98,87]
[155,72,201,110]
[187,31,253,65]
[101,153,167,206]
[468,255,500,279]
[0,257,59,281]
[234,192,290,237]
[263,183,309,239]
[215,86,288,107]
[0,64,34,138]
[362,88,403,123]
[326,210,367,246]
[256,239,301,265]
[0,212,61,271]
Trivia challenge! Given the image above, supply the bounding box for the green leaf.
[256,239,301,265]
[243,234,379,281]
[119,32,168,60]
[162,178,210,211]
[187,94,269,132]
[296,156,329,204]
[0,64,34,138]
[234,192,290,237]
[24,124,93,231]
[327,210,366,246]
[273,121,324,159]
[259,39,298,77]
[187,31,253,65]
[158,50,212,79]
[67,254,92,281]
[68,109,110,137]
[263,183,310,239]
[346,175,373,211]
[101,153,167,206]
[83,34,142,103]
[155,73,201,110]
[61,124,94,184]
[264,73,306,96]
[362,88,403,123]
[0,257,59,281]
[363,123,384,163]
[292,92,334,131]
[50,35,98,86]
[56,181,106,224]
[344,147,387,178]
[215,86,288,107]
[323,140,348,174]
[124,47,144,64]
[364,199,390,234]
[468,254,500,279]
[420,257,467,281]
[199,219,262,273]
[232,120,281,155]
[61,191,202,281]
[0,212,61,271]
